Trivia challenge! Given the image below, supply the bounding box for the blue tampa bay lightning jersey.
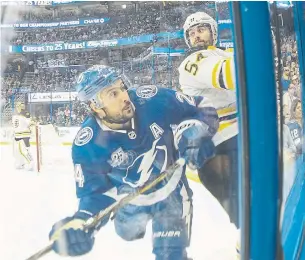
[72,85,219,217]
[287,121,302,154]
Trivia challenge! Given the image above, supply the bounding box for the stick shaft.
[25,159,184,260]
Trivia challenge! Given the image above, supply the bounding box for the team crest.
[109,147,127,168]
[136,85,158,99]
[123,138,167,188]
[74,127,93,146]
[109,148,137,169]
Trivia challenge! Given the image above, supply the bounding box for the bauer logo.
[153,231,181,238]
[74,127,93,146]
[136,85,158,99]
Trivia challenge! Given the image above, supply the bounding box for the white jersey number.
[176,92,195,106]
[74,164,85,188]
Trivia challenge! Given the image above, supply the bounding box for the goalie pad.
[14,138,34,170]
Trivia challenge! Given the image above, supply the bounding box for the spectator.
[283,83,297,122]
[281,67,291,91]
[283,99,303,160]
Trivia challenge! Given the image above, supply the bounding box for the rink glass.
[2,1,303,260]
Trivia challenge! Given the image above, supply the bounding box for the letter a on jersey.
[150,123,164,139]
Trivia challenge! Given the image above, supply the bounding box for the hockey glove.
[174,120,215,170]
[49,215,95,256]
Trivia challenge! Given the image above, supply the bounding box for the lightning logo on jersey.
[123,138,167,188]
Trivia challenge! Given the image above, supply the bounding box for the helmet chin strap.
[90,93,104,110]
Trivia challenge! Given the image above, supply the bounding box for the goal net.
[35,124,73,172]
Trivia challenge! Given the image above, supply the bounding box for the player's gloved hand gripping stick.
[25,158,186,260]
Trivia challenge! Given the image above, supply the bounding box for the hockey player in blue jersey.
[48,65,219,260]
[284,99,302,158]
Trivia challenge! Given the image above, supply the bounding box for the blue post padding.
[282,157,305,259]
[235,2,279,260]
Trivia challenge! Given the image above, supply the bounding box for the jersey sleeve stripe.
[15,132,31,137]
[219,63,227,90]
[212,60,223,89]
[219,118,238,131]
[217,106,237,117]
[224,59,235,90]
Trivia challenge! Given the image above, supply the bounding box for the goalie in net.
[12,102,35,171]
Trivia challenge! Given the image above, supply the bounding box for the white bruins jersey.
[12,113,32,138]
[178,46,238,146]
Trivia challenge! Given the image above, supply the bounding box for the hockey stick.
[25,158,185,260]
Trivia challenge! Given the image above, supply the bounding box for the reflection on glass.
[270,2,305,259]
[271,2,302,198]
[1,2,240,260]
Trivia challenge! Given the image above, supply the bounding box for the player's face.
[188,24,213,48]
[295,102,302,119]
[98,79,135,124]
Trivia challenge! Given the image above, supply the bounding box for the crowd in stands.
[1,2,303,134]
[1,74,21,101]
[36,100,88,127]
[35,50,107,68]
[31,67,78,92]
[274,28,304,160]
[11,6,185,45]
[277,31,301,118]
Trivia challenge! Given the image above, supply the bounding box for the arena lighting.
[122,4,126,9]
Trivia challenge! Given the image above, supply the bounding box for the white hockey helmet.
[183,12,218,48]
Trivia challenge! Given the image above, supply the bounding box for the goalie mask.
[16,102,25,113]
[183,12,218,48]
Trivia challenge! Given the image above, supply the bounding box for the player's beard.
[188,38,212,54]
[102,106,134,125]
[193,37,213,49]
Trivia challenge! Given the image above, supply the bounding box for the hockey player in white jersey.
[12,102,34,170]
[178,12,239,229]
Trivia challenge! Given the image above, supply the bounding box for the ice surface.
[0,145,236,260]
